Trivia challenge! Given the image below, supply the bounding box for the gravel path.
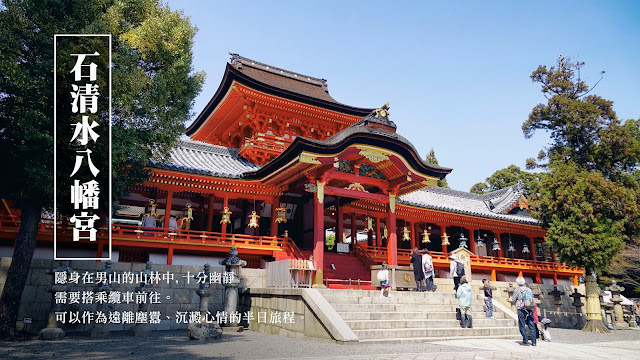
[1,328,639,360]
[549,327,640,344]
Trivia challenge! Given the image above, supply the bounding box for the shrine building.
[0,53,582,287]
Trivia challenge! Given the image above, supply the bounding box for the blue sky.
[167,1,640,191]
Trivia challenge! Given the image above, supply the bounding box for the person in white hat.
[449,253,465,292]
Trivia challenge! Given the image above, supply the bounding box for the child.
[377,262,392,297]
[482,279,496,319]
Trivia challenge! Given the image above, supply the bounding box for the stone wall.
[0,257,265,334]
[431,277,587,328]
[244,288,358,343]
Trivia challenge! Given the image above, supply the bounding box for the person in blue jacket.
[456,276,473,328]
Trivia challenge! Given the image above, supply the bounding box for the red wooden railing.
[364,245,582,275]
[0,216,302,257]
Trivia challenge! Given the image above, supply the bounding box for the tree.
[470,165,540,195]
[524,56,640,333]
[425,148,449,188]
[0,0,204,338]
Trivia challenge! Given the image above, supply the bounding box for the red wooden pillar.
[167,244,174,265]
[528,236,536,262]
[270,197,280,237]
[387,194,397,266]
[336,201,344,243]
[440,225,448,254]
[221,195,229,236]
[553,273,558,285]
[518,270,523,277]
[407,221,414,250]
[551,250,557,263]
[206,196,215,232]
[573,275,579,286]
[536,272,541,284]
[375,217,381,248]
[491,269,497,282]
[313,181,325,285]
[467,228,476,254]
[496,233,503,258]
[163,190,173,229]
[350,213,356,246]
[414,222,420,250]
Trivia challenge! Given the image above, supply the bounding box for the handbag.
[456,307,461,321]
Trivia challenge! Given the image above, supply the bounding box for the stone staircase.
[316,288,521,343]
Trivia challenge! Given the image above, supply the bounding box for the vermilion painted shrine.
[0,53,582,287]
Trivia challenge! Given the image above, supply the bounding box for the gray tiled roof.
[149,140,261,178]
[399,184,537,225]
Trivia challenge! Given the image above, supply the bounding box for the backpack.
[522,288,535,309]
[376,270,387,281]
[423,256,433,273]
[516,287,535,309]
[455,260,465,277]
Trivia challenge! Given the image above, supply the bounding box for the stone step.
[322,295,486,306]
[330,303,483,313]
[353,326,521,340]
[358,334,522,343]
[344,318,515,330]
[316,289,484,300]
[337,311,506,321]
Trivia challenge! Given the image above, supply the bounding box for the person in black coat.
[410,247,424,291]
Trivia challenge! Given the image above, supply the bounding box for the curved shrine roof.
[149,139,261,179]
[400,183,537,225]
[185,54,373,136]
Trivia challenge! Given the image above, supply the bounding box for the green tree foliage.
[524,56,640,332]
[469,165,540,195]
[0,0,203,338]
[425,148,449,188]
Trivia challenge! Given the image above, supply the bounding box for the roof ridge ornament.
[375,102,391,120]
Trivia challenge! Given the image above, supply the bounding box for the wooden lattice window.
[118,247,149,263]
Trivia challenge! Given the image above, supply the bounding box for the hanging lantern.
[275,207,287,224]
[185,203,194,220]
[475,231,485,248]
[422,229,431,243]
[248,210,260,228]
[220,206,232,224]
[458,230,468,249]
[382,225,388,239]
[283,230,289,238]
[441,232,450,246]
[364,216,374,232]
[536,244,544,255]
[522,243,530,253]
[492,237,501,251]
[148,199,157,216]
[402,226,411,241]
[507,241,516,253]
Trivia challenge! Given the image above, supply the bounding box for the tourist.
[410,247,424,291]
[635,301,640,326]
[422,249,435,292]
[169,215,178,230]
[482,279,496,319]
[456,276,473,328]
[512,276,536,346]
[377,262,392,298]
[449,253,464,291]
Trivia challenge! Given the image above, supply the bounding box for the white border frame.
[54,34,112,261]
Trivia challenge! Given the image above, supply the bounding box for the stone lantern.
[504,283,517,312]
[219,247,246,330]
[598,289,614,330]
[548,286,565,306]
[39,261,74,340]
[187,263,222,341]
[88,260,115,338]
[569,288,586,328]
[606,280,629,329]
[128,261,154,336]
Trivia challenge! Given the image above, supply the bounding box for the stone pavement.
[2,328,639,360]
